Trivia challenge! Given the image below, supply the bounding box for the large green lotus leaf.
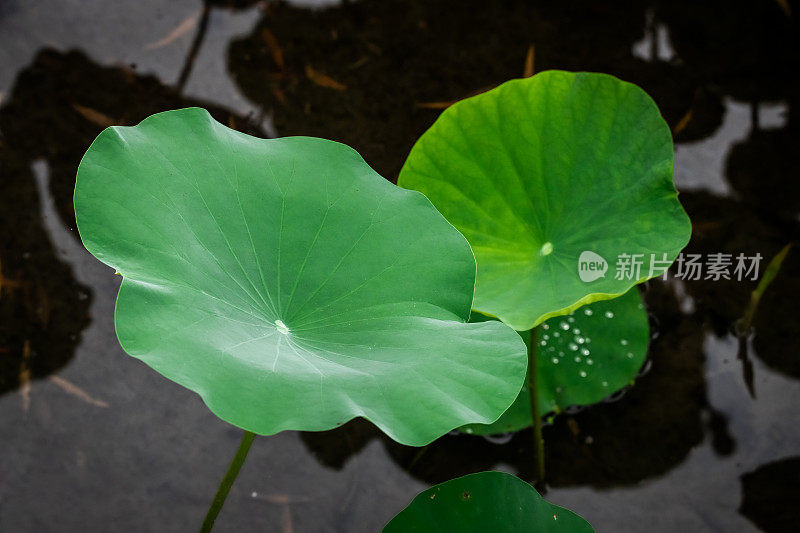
[461,287,648,436]
[74,108,528,447]
[383,471,594,532]
[398,70,691,331]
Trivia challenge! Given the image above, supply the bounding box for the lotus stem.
[527,327,545,490]
[200,430,256,533]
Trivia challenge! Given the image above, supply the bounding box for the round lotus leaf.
[461,287,649,435]
[383,471,595,532]
[398,70,691,331]
[74,108,527,446]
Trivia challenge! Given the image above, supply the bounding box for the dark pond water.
[1,0,799,531]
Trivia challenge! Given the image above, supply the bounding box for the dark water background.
[1,0,799,531]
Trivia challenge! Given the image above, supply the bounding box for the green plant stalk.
[200,430,256,533]
[527,327,545,488]
[738,243,792,335]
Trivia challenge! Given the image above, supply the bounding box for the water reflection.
[751,247,800,379]
[727,92,800,218]
[226,0,723,179]
[0,48,266,397]
[658,0,797,102]
[740,456,800,531]
[0,151,90,397]
[680,192,799,381]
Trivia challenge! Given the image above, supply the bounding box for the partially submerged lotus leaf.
[462,287,649,435]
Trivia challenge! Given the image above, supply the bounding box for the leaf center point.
[275,320,290,335]
[539,241,554,256]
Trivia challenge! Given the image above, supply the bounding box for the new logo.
[578,251,608,282]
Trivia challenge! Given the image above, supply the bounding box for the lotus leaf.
[74,108,528,446]
[383,471,595,532]
[398,70,691,330]
[462,287,649,435]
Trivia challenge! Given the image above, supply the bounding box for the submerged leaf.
[74,108,527,446]
[305,65,347,91]
[383,471,594,532]
[399,70,691,330]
